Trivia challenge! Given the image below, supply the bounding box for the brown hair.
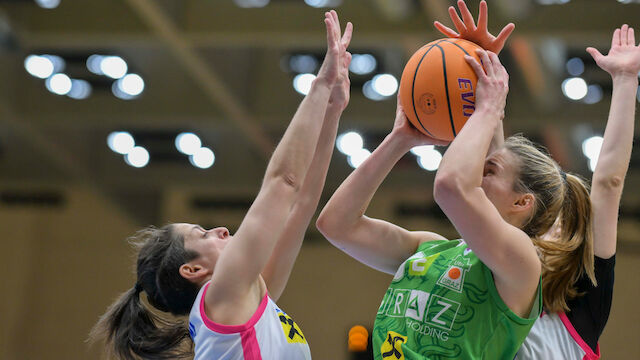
[89,225,200,359]
[505,135,596,313]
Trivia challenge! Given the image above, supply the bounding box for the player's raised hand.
[587,24,640,79]
[317,10,347,85]
[434,0,515,55]
[328,17,353,110]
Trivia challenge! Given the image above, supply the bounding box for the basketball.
[399,38,483,141]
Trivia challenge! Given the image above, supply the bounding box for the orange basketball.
[399,38,483,141]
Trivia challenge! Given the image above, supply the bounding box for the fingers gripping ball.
[399,38,483,141]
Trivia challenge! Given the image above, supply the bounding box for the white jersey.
[515,311,600,360]
[188,282,312,360]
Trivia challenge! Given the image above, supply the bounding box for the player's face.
[174,223,232,270]
[481,148,522,220]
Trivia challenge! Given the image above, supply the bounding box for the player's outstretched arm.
[317,94,448,275]
[262,17,353,301]
[587,24,640,258]
[434,50,540,317]
[207,11,343,308]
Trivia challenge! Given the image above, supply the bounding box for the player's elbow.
[265,171,303,193]
[316,205,352,240]
[433,172,465,207]
[592,173,625,193]
[316,208,336,238]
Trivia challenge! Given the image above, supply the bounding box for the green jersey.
[373,239,541,360]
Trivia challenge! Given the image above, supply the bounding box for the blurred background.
[0,0,639,359]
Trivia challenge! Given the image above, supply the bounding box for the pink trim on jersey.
[198,282,269,334]
[558,312,601,360]
[240,327,262,360]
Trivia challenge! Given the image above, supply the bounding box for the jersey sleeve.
[566,254,616,353]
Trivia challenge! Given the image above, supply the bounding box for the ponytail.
[90,225,199,359]
[533,173,596,313]
[506,135,596,314]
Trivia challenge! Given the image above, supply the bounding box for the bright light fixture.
[24,55,54,79]
[410,145,435,157]
[293,73,316,95]
[336,132,364,156]
[289,55,318,74]
[175,132,202,155]
[417,149,443,171]
[371,74,398,97]
[566,57,584,77]
[347,148,371,168]
[583,84,603,105]
[561,77,588,101]
[349,54,377,75]
[190,147,215,169]
[107,131,135,155]
[35,0,61,9]
[234,0,270,8]
[363,80,386,101]
[100,56,128,79]
[117,74,145,97]
[582,136,603,160]
[67,79,92,100]
[588,156,598,172]
[45,73,72,95]
[125,146,150,168]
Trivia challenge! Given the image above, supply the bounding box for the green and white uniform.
[373,239,541,360]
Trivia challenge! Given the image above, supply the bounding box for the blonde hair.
[505,135,596,313]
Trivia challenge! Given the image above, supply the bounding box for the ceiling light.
[363,80,386,101]
[125,146,150,168]
[336,132,364,156]
[347,148,371,168]
[116,74,145,97]
[45,73,72,95]
[175,132,202,155]
[234,0,270,8]
[190,147,215,169]
[35,0,60,9]
[24,55,54,79]
[293,73,316,95]
[288,55,319,74]
[100,56,128,79]
[583,84,603,105]
[349,54,377,75]
[588,156,598,172]
[371,74,398,97]
[304,0,342,7]
[67,79,92,100]
[566,57,584,76]
[410,145,435,157]
[87,55,104,75]
[561,77,588,100]
[107,131,135,155]
[582,136,603,160]
[417,149,443,171]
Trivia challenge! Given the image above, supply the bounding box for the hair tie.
[560,169,567,181]
[134,282,144,294]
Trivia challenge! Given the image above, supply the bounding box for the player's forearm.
[296,104,343,209]
[318,133,409,232]
[592,75,637,190]
[436,109,501,191]
[264,79,333,189]
[261,104,344,300]
[488,117,505,155]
